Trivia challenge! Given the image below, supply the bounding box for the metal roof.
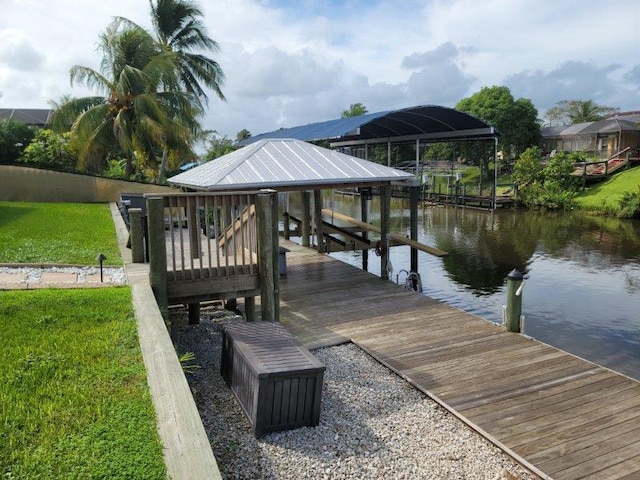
[168,138,416,191]
[0,108,53,126]
[607,111,640,124]
[541,119,639,138]
[237,105,499,147]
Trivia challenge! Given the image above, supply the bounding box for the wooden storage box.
[221,322,325,437]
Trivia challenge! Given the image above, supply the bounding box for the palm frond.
[70,66,113,95]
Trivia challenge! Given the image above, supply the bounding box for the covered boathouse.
[155,106,497,319]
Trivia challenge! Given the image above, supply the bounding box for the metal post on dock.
[505,269,524,332]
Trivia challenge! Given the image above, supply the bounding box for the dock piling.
[505,269,524,332]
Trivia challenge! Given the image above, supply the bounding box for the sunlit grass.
[0,201,122,265]
[575,165,640,213]
[0,288,166,479]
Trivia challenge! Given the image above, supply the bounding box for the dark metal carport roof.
[0,108,53,126]
[238,105,499,147]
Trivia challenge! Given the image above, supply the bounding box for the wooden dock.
[278,242,640,480]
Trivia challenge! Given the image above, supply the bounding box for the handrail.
[321,209,448,257]
[154,192,259,281]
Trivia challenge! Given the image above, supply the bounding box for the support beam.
[244,296,255,321]
[410,185,419,275]
[257,191,279,322]
[188,303,200,324]
[380,184,390,280]
[301,191,311,248]
[493,137,498,210]
[361,191,369,271]
[283,212,291,240]
[147,196,168,319]
[129,208,145,264]
[313,189,325,253]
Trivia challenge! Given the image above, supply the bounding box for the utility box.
[220,322,325,437]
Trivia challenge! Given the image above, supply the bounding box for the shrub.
[103,158,128,179]
[19,129,78,171]
[617,188,640,219]
[0,119,36,163]
[513,147,579,210]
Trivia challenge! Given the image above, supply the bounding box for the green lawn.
[0,288,166,479]
[0,202,122,265]
[575,165,640,213]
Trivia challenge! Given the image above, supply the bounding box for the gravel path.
[170,306,538,480]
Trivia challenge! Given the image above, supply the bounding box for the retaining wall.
[0,165,174,202]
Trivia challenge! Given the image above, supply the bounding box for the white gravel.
[170,307,538,480]
[0,266,127,284]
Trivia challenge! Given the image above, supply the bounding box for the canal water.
[286,193,640,381]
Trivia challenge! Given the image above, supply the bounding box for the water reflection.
[283,192,640,380]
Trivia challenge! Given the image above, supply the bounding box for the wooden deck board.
[278,242,640,479]
[459,371,622,418]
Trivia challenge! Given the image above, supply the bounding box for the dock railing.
[141,190,279,321]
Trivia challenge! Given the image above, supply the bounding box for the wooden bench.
[220,322,325,437]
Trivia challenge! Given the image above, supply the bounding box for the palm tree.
[545,100,620,126]
[145,0,226,182]
[52,21,200,178]
[568,100,606,124]
[118,0,225,182]
[150,0,225,106]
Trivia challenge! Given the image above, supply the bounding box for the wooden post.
[187,197,199,259]
[361,190,369,271]
[380,184,391,281]
[257,191,279,322]
[129,208,145,263]
[301,191,311,247]
[283,212,290,240]
[271,190,280,322]
[188,303,200,324]
[244,296,255,321]
[409,185,419,277]
[147,196,168,320]
[313,189,325,253]
[505,269,524,332]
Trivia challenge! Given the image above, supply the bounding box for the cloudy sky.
[1,0,639,141]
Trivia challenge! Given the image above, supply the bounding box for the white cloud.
[505,61,640,112]
[1,0,639,139]
[0,30,45,71]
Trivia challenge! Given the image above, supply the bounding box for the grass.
[0,288,166,479]
[574,165,640,213]
[0,202,122,265]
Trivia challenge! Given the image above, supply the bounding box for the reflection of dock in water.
[279,241,640,479]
